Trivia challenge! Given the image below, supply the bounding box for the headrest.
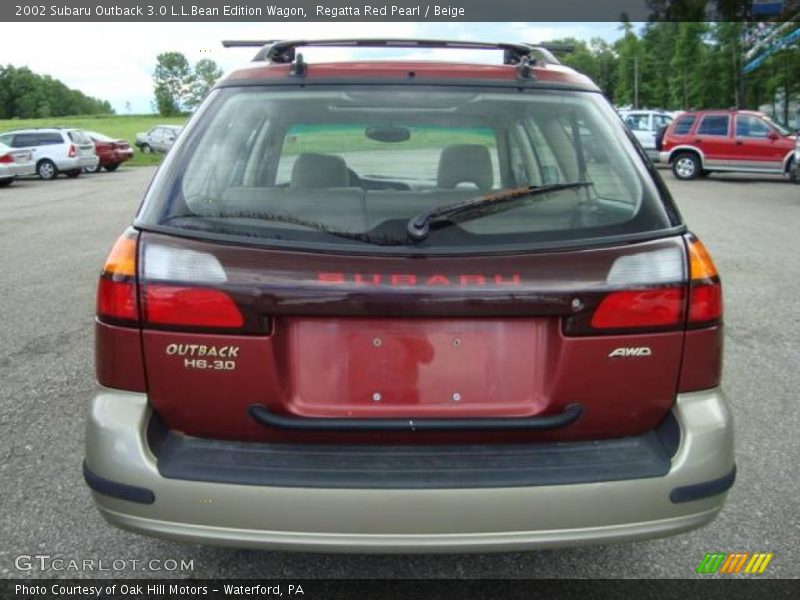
[290,153,349,189]
[437,144,493,192]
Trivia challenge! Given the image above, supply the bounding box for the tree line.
[548,21,800,123]
[0,65,113,119]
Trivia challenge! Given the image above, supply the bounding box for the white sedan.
[0,142,36,187]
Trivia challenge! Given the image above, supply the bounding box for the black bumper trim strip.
[248,403,583,432]
[670,465,736,504]
[83,461,155,505]
[152,413,678,490]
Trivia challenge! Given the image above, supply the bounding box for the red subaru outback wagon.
[85,39,734,552]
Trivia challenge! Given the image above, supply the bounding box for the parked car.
[660,109,798,180]
[84,131,134,172]
[0,141,36,187]
[135,125,181,154]
[86,39,733,553]
[0,128,96,180]
[619,109,677,161]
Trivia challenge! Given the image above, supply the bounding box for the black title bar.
[1,0,790,22]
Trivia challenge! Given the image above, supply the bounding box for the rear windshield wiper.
[164,210,407,246]
[406,181,594,241]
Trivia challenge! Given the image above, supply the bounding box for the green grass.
[283,124,495,155]
[0,114,187,166]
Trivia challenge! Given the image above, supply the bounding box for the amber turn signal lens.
[102,229,137,278]
[688,238,718,281]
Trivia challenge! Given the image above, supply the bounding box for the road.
[0,167,798,579]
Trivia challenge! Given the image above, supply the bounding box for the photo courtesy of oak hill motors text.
[38,4,467,18]
[16,583,301,597]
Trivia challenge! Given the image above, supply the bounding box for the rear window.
[87,131,114,142]
[697,115,730,136]
[624,114,650,131]
[138,86,677,253]
[68,130,91,144]
[672,115,696,135]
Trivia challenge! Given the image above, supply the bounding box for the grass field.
[283,124,495,155]
[0,114,187,166]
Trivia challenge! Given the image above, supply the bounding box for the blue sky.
[0,22,622,113]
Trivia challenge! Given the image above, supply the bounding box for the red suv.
[660,109,798,180]
[84,39,734,552]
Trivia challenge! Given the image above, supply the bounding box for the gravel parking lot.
[0,167,798,579]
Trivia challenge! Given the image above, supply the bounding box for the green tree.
[541,37,618,99]
[614,20,642,107]
[153,52,193,115]
[0,64,112,118]
[669,22,708,110]
[187,59,223,109]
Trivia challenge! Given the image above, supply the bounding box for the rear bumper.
[659,151,671,163]
[57,156,95,171]
[100,150,133,165]
[84,387,734,552]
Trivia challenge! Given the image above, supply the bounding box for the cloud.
[0,22,618,113]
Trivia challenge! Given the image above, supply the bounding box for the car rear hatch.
[68,130,96,158]
[98,83,723,445]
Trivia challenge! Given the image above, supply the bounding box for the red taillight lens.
[688,282,722,323]
[0,153,14,164]
[590,288,684,330]
[68,144,77,157]
[143,285,243,329]
[97,277,138,321]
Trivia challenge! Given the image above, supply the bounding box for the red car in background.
[660,109,798,180]
[85,131,134,172]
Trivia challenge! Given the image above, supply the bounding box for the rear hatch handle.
[248,404,583,432]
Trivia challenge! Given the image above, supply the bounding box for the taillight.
[97,278,137,321]
[96,229,139,325]
[678,235,723,392]
[590,288,684,329]
[95,229,146,392]
[564,246,687,335]
[144,286,243,328]
[687,236,722,327]
[138,242,245,332]
[68,144,77,157]
[0,153,14,164]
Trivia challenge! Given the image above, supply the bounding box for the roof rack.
[221,38,567,79]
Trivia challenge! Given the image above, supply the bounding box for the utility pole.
[634,55,639,109]
[732,43,740,107]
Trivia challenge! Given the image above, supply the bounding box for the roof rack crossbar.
[221,38,562,67]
